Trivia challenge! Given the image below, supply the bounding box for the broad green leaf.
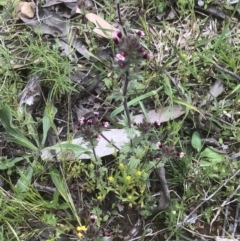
[200,148,224,161]
[0,106,37,151]
[199,160,212,167]
[191,131,202,152]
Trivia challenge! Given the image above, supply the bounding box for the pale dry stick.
[213,62,240,81]
[165,168,240,241]
[222,205,229,237]
[99,133,120,151]
[232,202,240,236]
[210,183,240,232]
[33,183,56,193]
[35,0,40,22]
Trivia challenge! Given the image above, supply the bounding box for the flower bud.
[143,53,152,60]
[115,53,125,61]
[90,214,97,223]
[156,142,162,148]
[136,30,145,37]
[115,29,122,39]
[94,111,99,117]
[177,152,184,158]
[154,120,161,126]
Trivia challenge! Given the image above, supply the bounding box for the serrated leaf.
[191,131,202,152]
[128,156,140,169]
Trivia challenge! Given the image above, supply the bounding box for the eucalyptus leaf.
[41,129,136,159]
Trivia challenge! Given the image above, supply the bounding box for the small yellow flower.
[77,225,87,232]
[108,176,114,182]
[126,175,131,181]
[77,232,83,238]
[97,195,102,200]
[136,171,142,176]
[119,163,124,168]
[128,195,132,200]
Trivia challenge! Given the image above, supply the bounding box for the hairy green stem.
[90,139,98,163]
[123,71,131,128]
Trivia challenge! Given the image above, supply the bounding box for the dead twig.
[214,63,240,81]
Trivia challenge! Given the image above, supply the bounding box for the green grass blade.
[110,86,162,126]
[0,106,38,151]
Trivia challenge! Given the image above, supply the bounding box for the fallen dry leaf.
[41,129,138,159]
[85,13,116,38]
[133,105,185,124]
[15,1,36,19]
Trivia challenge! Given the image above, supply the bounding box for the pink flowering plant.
[68,3,186,239]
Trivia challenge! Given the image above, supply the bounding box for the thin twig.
[100,133,120,151]
[33,183,56,193]
[232,202,240,236]
[117,3,127,35]
[164,70,188,100]
[210,183,240,232]
[214,63,240,81]
[35,0,40,22]
[90,140,98,162]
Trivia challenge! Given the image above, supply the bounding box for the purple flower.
[79,117,85,125]
[94,111,99,117]
[114,29,122,39]
[115,53,126,61]
[103,230,109,237]
[90,214,97,223]
[102,121,109,128]
[113,37,119,45]
[143,53,152,60]
[177,152,184,158]
[112,29,123,45]
[87,119,93,125]
[154,120,161,126]
[118,61,126,68]
[156,142,162,148]
[136,30,145,37]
